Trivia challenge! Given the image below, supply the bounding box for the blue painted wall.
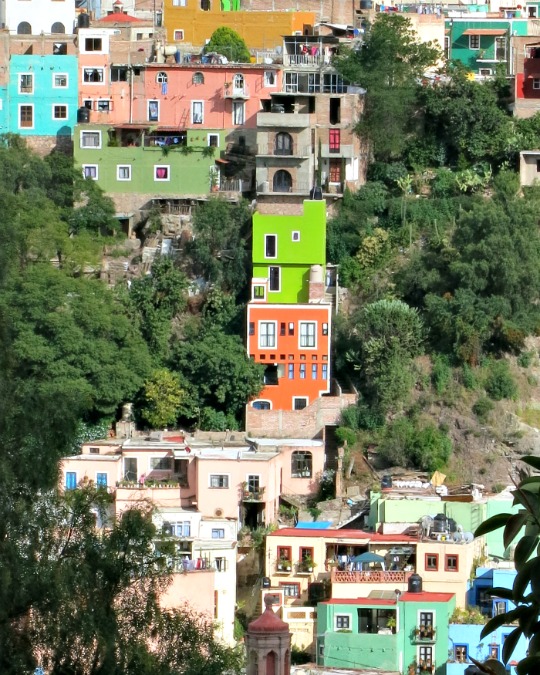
[8,55,78,137]
[448,623,528,675]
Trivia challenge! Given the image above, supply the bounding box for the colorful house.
[246,199,332,414]
[316,589,456,675]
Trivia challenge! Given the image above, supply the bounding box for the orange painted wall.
[163,1,316,51]
[247,303,331,411]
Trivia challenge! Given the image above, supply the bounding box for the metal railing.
[332,569,412,583]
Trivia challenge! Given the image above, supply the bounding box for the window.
[312,364,317,379]
[96,100,112,112]
[81,131,101,148]
[292,231,300,242]
[96,473,107,487]
[252,400,271,410]
[269,266,280,292]
[148,99,159,121]
[17,22,32,35]
[156,71,168,83]
[19,105,33,128]
[280,323,286,336]
[288,323,295,336]
[211,528,225,539]
[425,554,439,571]
[191,101,203,124]
[65,472,77,490]
[300,322,316,348]
[418,646,433,669]
[285,71,298,93]
[174,29,185,41]
[53,73,68,88]
[124,458,137,481]
[233,73,244,90]
[85,37,103,52]
[51,22,65,34]
[173,0,187,6]
[454,645,468,663]
[278,546,292,562]
[210,474,229,488]
[336,615,350,630]
[275,132,293,156]
[117,165,131,181]
[329,158,342,183]
[83,68,104,83]
[534,78,540,90]
[445,554,458,571]
[207,133,219,147]
[288,363,294,379]
[444,36,450,60]
[322,364,328,380]
[201,0,211,9]
[280,583,300,597]
[192,71,204,85]
[292,450,312,477]
[322,322,329,336]
[265,234,277,258]
[495,36,507,61]
[215,556,227,571]
[273,169,292,192]
[83,99,92,110]
[232,101,245,125]
[53,105,67,119]
[329,128,341,153]
[173,458,189,486]
[82,165,98,180]
[469,35,480,50]
[19,74,33,94]
[259,321,276,348]
[494,600,507,615]
[419,612,434,629]
[111,66,128,82]
[154,165,170,181]
[299,364,306,379]
[264,70,276,87]
[150,457,172,471]
[294,397,308,410]
[53,42,67,55]
[249,321,255,336]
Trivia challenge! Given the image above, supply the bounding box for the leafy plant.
[472,396,494,421]
[484,361,518,401]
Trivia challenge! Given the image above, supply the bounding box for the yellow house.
[163,0,316,51]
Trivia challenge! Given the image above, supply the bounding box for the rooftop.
[269,528,418,543]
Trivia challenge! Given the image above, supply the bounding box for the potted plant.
[299,555,316,573]
[386,616,397,634]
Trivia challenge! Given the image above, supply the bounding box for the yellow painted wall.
[163,1,316,51]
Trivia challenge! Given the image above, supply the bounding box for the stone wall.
[25,135,73,156]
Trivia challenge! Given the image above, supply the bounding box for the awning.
[112,123,149,129]
[463,28,507,36]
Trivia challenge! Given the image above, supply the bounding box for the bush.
[378,418,452,472]
[518,350,535,368]
[461,364,477,390]
[335,426,357,447]
[431,355,452,396]
[484,361,518,401]
[472,396,494,421]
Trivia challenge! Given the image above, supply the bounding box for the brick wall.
[25,135,73,156]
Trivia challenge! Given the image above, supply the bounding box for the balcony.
[224,84,250,99]
[219,178,245,193]
[412,626,436,644]
[331,569,413,584]
[242,486,265,502]
[257,144,311,158]
[257,112,310,129]
[258,180,311,195]
[320,143,355,159]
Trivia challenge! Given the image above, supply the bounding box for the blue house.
[468,568,519,618]
[448,624,528,675]
[8,54,78,142]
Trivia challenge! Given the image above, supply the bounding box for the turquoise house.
[446,19,528,75]
[8,54,78,139]
[317,589,456,675]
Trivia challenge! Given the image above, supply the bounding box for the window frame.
[425,553,439,571]
[207,133,219,147]
[268,266,280,292]
[156,71,168,84]
[18,73,33,94]
[65,471,77,490]
[193,71,205,85]
[258,320,277,349]
[80,130,102,149]
[264,70,277,87]
[149,456,173,471]
[117,164,132,181]
[96,99,112,112]
[335,614,351,630]
[84,37,103,52]
[82,67,105,84]
[96,472,108,487]
[154,165,170,182]
[445,554,459,572]
[292,230,300,242]
[293,397,308,410]
[82,164,98,180]
[174,29,185,41]
[299,321,317,349]
[209,474,230,489]
[291,450,312,477]
[534,78,540,90]
[280,582,300,597]
[277,546,292,562]
[191,100,204,124]
[264,234,277,259]
[454,644,468,663]
[18,103,34,129]
[52,104,68,120]
[211,528,225,539]
[232,100,245,125]
[469,35,480,50]
[148,99,160,122]
[53,72,68,88]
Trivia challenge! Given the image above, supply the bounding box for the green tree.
[140,368,184,428]
[205,26,251,63]
[335,14,439,161]
[378,417,452,472]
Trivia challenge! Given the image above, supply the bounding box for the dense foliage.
[205,27,251,63]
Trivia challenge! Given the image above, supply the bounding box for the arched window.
[192,71,204,85]
[275,132,292,156]
[156,71,168,83]
[252,400,271,410]
[291,451,312,478]
[233,73,244,91]
[273,170,292,193]
[17,22,32,35]
[51,22,65,34]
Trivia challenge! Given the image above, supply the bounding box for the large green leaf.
[480,608,522,639]
[504,511,528,550]
[502,627,522,665]
[516,654,540,675]
[487,587,514,601]
[475,513,512,537]
[520,455,540,471]
[514,535,538,571]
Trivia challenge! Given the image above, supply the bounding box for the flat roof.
[269,528,417,542]
[321,591,454,605]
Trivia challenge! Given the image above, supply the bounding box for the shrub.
[378,418,452,472]
[518,351,535,368]
[484,361,518,401]
[431,355,452,396]
[472,396,494,421]
[461,364,477,390]
[335,426,357,447]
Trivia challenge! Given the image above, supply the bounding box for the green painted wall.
[252,200,326,303]
[74,125,226,195]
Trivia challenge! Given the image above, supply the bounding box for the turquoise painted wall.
[0,86,8,134]
[8,55,78,136]
[74,125,226,195]
[252,200,326,303]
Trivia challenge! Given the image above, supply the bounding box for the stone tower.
[246,596,291,675]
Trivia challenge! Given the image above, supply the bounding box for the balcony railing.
[412,626,436,644]
[242,487,265,501]
[332,569,413,584]
[276,561,293,573]
[219,178,244,192]
[257,144,311,157]
[223,84,250,99]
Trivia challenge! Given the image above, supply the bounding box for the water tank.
[271,103,285,113]
[78,12,90,29]
[433,513,448,533]
[310,264,323,284]
[381,474,393,489]
[448,518,457,533]
[77,106,90,123]
[309,185,323,200]
[408,573,423,594]
[262,577,271,588]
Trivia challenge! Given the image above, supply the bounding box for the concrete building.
[1,0,76,35]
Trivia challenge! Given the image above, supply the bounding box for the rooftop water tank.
[433,513,448,533]
[408,573,423,594]
[77,106,90,124]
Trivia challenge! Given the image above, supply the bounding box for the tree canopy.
[205,27,251,63]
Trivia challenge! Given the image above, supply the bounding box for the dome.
[248,596,289,634]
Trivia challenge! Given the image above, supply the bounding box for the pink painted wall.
[161,570,216,616]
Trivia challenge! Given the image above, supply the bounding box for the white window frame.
[232,100,245,125]
[53,72,68,88]
[264,234,277,259]
[293,396,309,410]
[83,36,105,54]
[156,71,168,84]
[96,99,112,112]
[209,474,230,489]
[264,70,277,87]
[191,100,204,124]
[258,320,277,349]
[52,104,68,120]
[207,133,219,147]
[417,645,434,669]
[212,528,226,538]
[18,103,34,129]
[417,609,436,628]
[245,473,262,490]
[252,284,266,301]
[154,165,170,181]
[148,99,159,122]
[117,165,131,181]
[174,29,185,41]
[80,130,102,149]
[292,230,300,242]
[82,164,98,180]
[82,67,105,84]
[335,614,352,631]
[82,99,93,110]
[534,78,540,90]
[469,35,480,50]
[299,321,317,349]
[18,72,33,95]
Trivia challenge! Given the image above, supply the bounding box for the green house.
[446,18,528,75]
[317,589,456,675]
[251,200,326,304]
